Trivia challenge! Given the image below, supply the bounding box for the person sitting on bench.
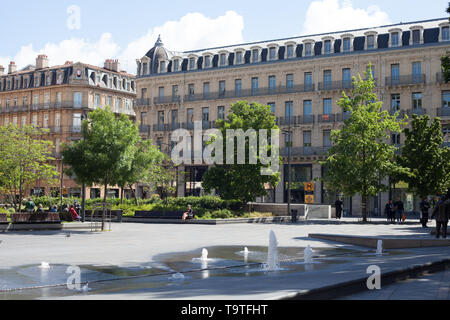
[182,205,194,222]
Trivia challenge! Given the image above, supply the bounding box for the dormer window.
[269,47,277,60]
[204,55,211,68]
[303,40,314,57]
[219,52,228,67]
[46,74,51,86]
[410,26,423,45]
[443,26,450,41]
[173,59,180,72]
[367,35,375,49]
[189,57,196,70]
[286,44,295,58]
[34,75,40,87]
[322,37,334,55]
[159,61,166,73]
[251,48,260,63]
[343,38,351,52]
[392,32,400,47]
[235,50,244,64]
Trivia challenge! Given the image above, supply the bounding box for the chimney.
[8,62,17,74]
[104,59,112,70]
[112,59,120,72]
[0,65,4,76]
[36,54,49,69]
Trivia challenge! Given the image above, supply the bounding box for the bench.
[0,213,8,224]
[134,211,194,220]
[11,212,61,224]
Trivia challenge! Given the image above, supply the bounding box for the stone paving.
[0,219,448,300]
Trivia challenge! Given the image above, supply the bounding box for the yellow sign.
[63,188,68,194]
[305,182,315,192]
[305,195,314,204]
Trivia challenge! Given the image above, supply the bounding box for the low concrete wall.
[249,203,331,219]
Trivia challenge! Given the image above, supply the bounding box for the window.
[43,114,49,129]
[443,26,450,41]
[442,91,450,108]
[285,101,293,120]
[172,85,179,102]
[391,32,400,47]
[187,109,194,125]
[286,74,294,90]
[269,47,277,60]
[171,110,178,125]
[324,40,332,54]
[173,59,180,72]
[12,116,17,126]
[142,62,148,75]
[412,29,421,44]
[203,82,210,99]
[74,92,82,108]
[94,94,100,108]
[44,93,50,107]
[269,76,276,93]
[21,116,26,127]
[252,49,259,63]
[72,113,81,132]
[220,53,227,66]
[391,64,400,81]
[268,103,275,114]
[56,92,62,107]
[391,94,401,112]
[235,79,242,96]
[343,38,351,52]
[304,100,312,116]
[158,87,165,102]
[412,92,422,110]
[116,98,121,111]
[304,72,313,89]
[189,57,196,70]
[303,131,312,147]
[287,45,294,58]
[342,68,351,87]
[219,81,226,98]
[391,133,401,146]
[323,130,332,148]
[159,61,166,73]
[305,43,312,56]
[158,111,165,126]
[33,94,39,107]
[218,106,225,120]
[367,35,375,49]
[55,113,60,128]
[204,56,211,68]
[22,96,28,107]
[235,51,243,64]
[323,70,332,89]
[252,77,259,95]
[202,107,209,124]
[412,62,422,82]
[46,74,51,86]
[323,98,332,115]
[188,84,195,99]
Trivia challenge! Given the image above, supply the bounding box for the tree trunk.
[120,187,124,205]
[361,195,368,222]
[102,181,107,231]
[130,184,139,206]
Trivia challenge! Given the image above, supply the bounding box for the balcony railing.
[154,96,181,105]
[280,146,331,157]
[406,108,428,117]
[135,98,150,106]
[437,107,450,117]
[436,72,448,84]
[318,114,336,123]
[139,125,150,133]
[385,74,425,86]
[318,80,353,91]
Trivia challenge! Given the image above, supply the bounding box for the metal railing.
[385,74,425,86]
[280,146,331,157]
[135,98,150,106]
[406,108,428,117]
[437,107,450,117]
[318,80,353,91]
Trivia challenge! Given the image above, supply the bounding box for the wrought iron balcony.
[318,80,353,91]
[406,108,428,117]
[437,107,450,117]
[280,146,331,157]
[385,74,425,86]
[135,98,150,106]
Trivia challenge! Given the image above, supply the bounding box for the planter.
[11,212,61,224]
[0,213,7,224]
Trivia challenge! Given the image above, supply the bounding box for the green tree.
[116,139,165,205]
[0,125,58,212]
[202,101,281,205]
[62,107,140,230]
[320,66,409,222]
[396,114,450,198]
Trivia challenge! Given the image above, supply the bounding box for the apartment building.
[135,19,450,215]
[0,55,137,199]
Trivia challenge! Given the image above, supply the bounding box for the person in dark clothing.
[335,198,344,219]
[385,200,394,223]
[419,198,431,228]
[431,196,450,239]
[393,198,404,223]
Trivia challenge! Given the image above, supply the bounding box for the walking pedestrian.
[393,197,404,224]
[431,195,450,239]
[335,198,344,220]
[419,197,430,228]
[385,200,394,223]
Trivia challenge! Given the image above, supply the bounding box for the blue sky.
[0,0,448,74]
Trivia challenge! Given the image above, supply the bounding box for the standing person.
[393,197,404,224]
[384,200,394,223]
[335,198,344,220]
[431,196,450,239]
[419,198,431,228]
[25,198,35,213]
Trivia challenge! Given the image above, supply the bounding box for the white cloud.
[302,0,391,35]
[0,11,244,75]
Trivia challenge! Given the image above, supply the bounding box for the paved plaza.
[0,220,449,300]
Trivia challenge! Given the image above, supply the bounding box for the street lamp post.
[80,112,89,223]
